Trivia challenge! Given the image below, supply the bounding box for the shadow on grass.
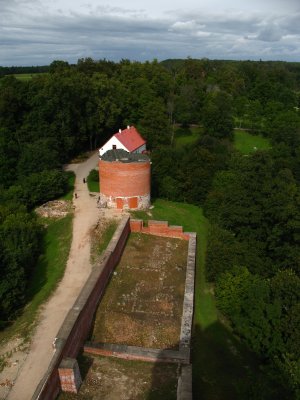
[147,356,178,400]
[192,323,290,400]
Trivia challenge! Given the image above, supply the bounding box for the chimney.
[127,125,130,129]
[119,128,122,133]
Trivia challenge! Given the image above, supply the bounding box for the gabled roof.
[114,126,146,152]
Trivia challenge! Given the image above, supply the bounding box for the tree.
[138,99,171,149]
[0,205,42,326]
[266,110,300,148]
[202,91,234,139]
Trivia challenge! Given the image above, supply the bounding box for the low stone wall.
[32,216,130,400]
[130,219,191,240]
[179,232,197,360]
[84,342,189,364]
[177,365,193,400]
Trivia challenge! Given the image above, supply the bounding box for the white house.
[99,126,146,157]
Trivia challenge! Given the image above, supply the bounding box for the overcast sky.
[1,0,300,66]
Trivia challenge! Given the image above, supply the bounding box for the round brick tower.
[99,149,150,210]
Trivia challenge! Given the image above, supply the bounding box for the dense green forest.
[0,57,300,398]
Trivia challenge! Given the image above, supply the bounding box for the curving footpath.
[8,152,100,400]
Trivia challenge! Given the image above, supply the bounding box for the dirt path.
[7,152,101,400]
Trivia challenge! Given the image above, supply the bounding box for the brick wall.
[130,219,191,240]
[32,216,130,400]
[99,160,150,197]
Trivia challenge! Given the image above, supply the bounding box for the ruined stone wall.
[32,217,195,400]
[32,216,130,400]
[130,219,191,240]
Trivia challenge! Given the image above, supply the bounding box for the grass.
[91,219,118,264]
[131,198,274,399]
[173,125,202,148]
[234,129,271,154]
[0,214,73,344]
[6,73,48,81]
[87,169,100,193]
[59,171,75,201]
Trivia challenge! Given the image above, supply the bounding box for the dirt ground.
[1,152,122,400]
[58,354,178,400]
[91,233,188,349]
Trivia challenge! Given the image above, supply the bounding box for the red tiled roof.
[114,126,146,152]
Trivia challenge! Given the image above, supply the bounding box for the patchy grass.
[234,129,271,154]
[59,171,75,201]
[0,214,73,344]
[59,354,178,400]
[91,219,118,264]
[174,125,202,148]
[87,169,100,193]
[91,233,188,348]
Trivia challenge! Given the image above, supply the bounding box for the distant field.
[234,129,271,154]
[173,125,202,147]
[6,73,48,81]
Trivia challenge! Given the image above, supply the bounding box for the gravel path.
[7,152,100,400]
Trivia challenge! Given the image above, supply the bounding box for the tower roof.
[101,149,149,163]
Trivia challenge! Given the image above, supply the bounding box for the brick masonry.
[58,358,82,393]
[130,219,191,240]
[99,159,151,209]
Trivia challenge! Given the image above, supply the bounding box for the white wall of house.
[99,136,128,157]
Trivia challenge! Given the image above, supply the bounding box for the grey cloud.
[1,3,300,66]
[256,26,283,42]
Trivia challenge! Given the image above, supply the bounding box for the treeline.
[0,57,299,397]
[150,59,300,398]
[0,65,50,77]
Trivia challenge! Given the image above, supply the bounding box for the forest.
[0,57,299,399]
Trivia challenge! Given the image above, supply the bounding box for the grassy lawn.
[174,125,202,148]
[0,214,73,344]
[87,169,100,193]
[131,198,270,400]
[6,73,48,81]
[234,129,271,154]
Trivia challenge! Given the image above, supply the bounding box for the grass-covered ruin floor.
[59,354,178,400]
[91,233,188,349]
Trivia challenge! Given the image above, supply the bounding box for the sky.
[1,0,300,66]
